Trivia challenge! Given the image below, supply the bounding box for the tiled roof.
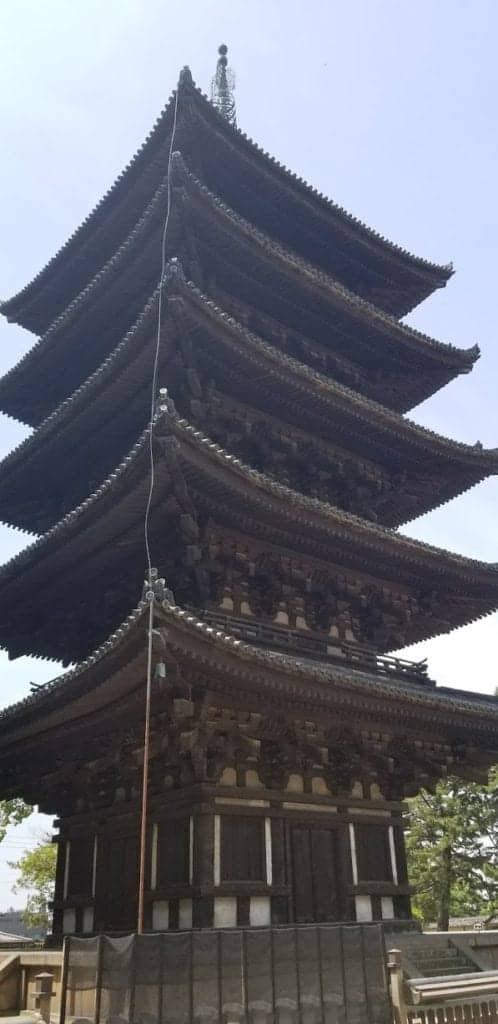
[1,404,496,588]
[0,263,494,535]
[0,157,472,427]
[176,158,469,368]
[1,596,497,739]
[0,69,452,333]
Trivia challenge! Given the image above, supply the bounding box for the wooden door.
[98,833,139,932]
[290,824,341,923]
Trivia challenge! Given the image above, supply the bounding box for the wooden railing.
[199,610,431,684]
[408,994,498,1024]
[388,948,498,1024]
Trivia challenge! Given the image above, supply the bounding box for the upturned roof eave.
[0,407,497,621]
[1,69,452,333]
[0,156,474,428]
[0,266,494,536]
[179,274,492,466]
[178,157,474,370]
[1,598,498,755]
[183,77,452,287]
[0,166,178,427]
[0,80,180,332]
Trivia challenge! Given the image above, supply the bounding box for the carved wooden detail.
[200,388,393,521]
[201,526,425,651]
[17,668,462,816]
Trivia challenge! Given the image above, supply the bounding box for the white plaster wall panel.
[62,908,76,934]
[179,898,193,929]
[355,895,373,922]
[214,896,237,928]
[250,896,271,926]
[152,900,170,930]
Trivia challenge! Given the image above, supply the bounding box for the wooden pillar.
[339,819,355,921]
[392,811,412,919]
[270,816,288,924]
[51,834,67,936]
[192,808,214,927]
[392,812,409,883]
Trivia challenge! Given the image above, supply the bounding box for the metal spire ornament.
[211,44,236,126]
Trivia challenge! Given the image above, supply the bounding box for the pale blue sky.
[0,0,497,908]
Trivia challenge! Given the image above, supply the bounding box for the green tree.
[406,770,498,930]
[9,838,57,931]
[0,799,32,842]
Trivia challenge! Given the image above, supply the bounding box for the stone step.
[421,965,477,978]
[404,946,456,957]
[404,944,462,954]
[388,933,479,980]
[400,947,476,977]
[415,962,472,975]
[413,952,468,964]
[401,939,453,949]
[415,954,471,963]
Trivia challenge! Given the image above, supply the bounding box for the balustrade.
[199,609,431,684]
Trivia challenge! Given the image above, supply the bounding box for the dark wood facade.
[0,62,497,937]
[2,600,496,934]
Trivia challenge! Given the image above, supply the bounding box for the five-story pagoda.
[0,50,498,937]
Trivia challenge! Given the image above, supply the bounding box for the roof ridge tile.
[186,79,452,279]
[0,596,497,732]
[170,154,474,366]
[2,67,453,333]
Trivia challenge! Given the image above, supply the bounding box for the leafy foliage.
[9,838,57,931]
[0,799,32,842]
[406,770,498,930]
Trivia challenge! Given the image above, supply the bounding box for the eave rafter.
[0,266,494,536]
[172,157,471,379]
[1,69,451,336]
[0,157,473,427]
[1,598,498,812]
[0,407,496,664]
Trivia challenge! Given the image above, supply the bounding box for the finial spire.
[211,44,236,126]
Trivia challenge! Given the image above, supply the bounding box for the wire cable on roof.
[144,84,179,583]
[138,82,180,935]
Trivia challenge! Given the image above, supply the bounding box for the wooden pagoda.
[1,64,498,939]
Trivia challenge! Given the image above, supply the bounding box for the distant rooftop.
[0,930,35,944]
